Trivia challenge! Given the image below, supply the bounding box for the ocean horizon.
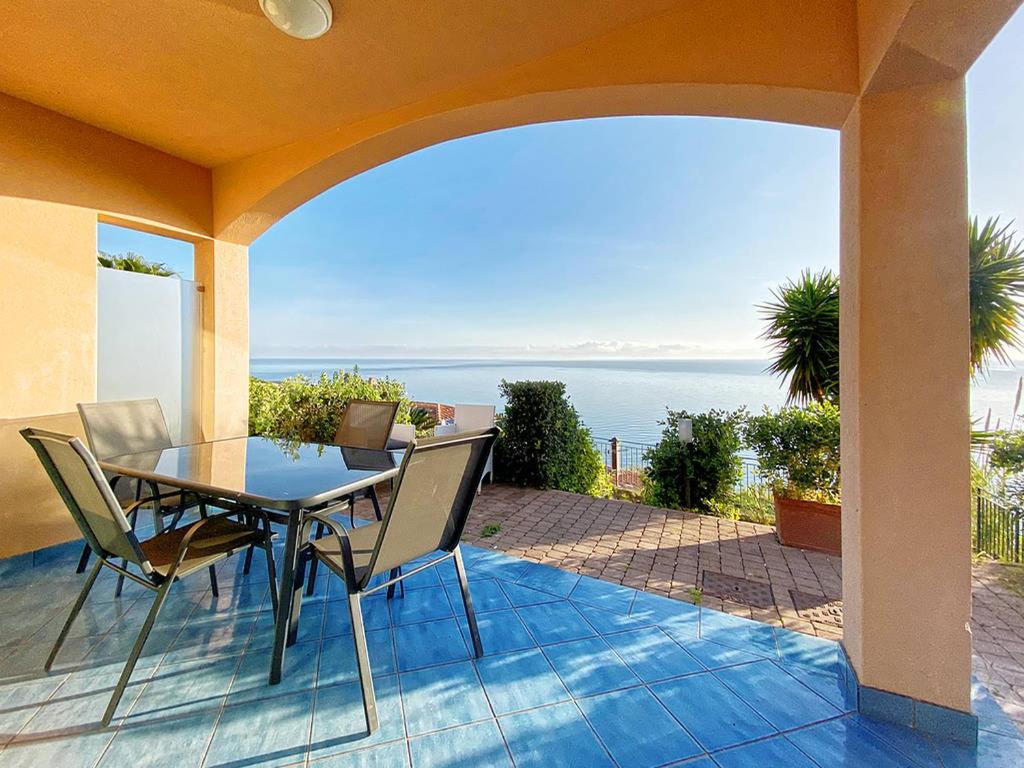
[251,357,1023,446]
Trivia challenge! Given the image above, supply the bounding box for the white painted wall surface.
[97,268,202,444]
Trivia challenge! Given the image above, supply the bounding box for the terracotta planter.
[773,494,841,556]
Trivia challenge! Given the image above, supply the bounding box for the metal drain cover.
[790,589,844,627]
[701,571,776,609]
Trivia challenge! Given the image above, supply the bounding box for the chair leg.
[101,577,173,726]
[198,502,220,596]
[239,506,256,575]
[304,522,325,598]
[76,542,92,574]
[263,525,279,622]
[208,565,220,597]
[46,559,103,671]
[115,510,141,598]
[385,567,403,601]
[368,486,383,521]
[166,508,184,530]
[303,552,319,598]
[288,545,308,647]
[347,592,379,734]
[114,567,126,598]
[454,547,483,658]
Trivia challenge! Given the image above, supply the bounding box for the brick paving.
[460,484,844,640]
[972,560,1024,727]
[437,482,1024,729]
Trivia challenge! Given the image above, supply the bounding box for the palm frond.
[96,250,178,277]
[969,216,1024,374]
[760,269,840,405]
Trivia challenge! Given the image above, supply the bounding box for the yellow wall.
[0,413,88,554]
[0,0,1021,716]
[841,77,973,711]
[213,0,861,243]
[0,92,214,557]
[195,240,251,442]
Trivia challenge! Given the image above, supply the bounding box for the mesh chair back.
[21,428,150,571]
[77,399,173,460]
[364,428,497,583]
[334,400,400,450]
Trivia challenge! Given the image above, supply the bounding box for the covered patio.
[2,510,1021,767]
[2,0,1024,764]
[462,486,1024,729]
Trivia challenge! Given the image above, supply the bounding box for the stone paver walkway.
[448,483,1024,730]
[462,485,843,640]
[973,561,1024,727]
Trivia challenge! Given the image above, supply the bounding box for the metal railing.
[594,437,652,491]
[592,439,1024,561]
[592,437,768,492]
[974,488,1024,563]
[738,456,767,489]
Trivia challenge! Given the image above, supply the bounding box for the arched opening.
[2,2,1022,750]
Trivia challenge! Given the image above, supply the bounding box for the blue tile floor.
[1,533,1022,767]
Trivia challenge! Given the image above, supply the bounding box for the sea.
[250,358,1024,446]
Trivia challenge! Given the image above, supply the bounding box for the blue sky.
[100,7,1024,360]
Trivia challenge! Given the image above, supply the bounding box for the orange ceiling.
[0,0,689,167]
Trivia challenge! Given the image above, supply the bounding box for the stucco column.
[840,78,971,711]
[194,239,250,441]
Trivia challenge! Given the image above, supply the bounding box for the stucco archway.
[1,0,1022,732]
[213,82,856,245]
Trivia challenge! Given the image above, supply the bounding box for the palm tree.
[762,217,1024,403]
[97,250,177,277]
[969,216,1024,374]
[760,269,840,405]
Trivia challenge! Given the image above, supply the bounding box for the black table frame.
[101,440,401,684]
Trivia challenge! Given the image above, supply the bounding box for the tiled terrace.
[1,501,1022,767]
[461,485,1024,730]
[463,486,843,639]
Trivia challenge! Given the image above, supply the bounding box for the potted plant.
[743,403,841,555]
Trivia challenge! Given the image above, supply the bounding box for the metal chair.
[295,427,498,734]
[335,399,402,452]
[433,403,496,490]
[303,399,400,596]
[21,427,278,726]
[76,399,215,596]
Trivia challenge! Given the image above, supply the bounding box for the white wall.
[96,268,202,443]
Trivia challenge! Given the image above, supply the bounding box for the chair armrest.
[308,496,352,516]
[170,512,248,573]
[120,498,150,520]
[301,511,359,592]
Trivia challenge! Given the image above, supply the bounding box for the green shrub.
[249,370,410,443]
[408,407,439,435]
[97,250,177,277]
[494,380,611,497]
[706,484,776,525]
[743,402,840,502]
[641,409,745,512]
[991,430,1024,474]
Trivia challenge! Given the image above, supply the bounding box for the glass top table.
[100,435,404,685]
[101,436,402,511]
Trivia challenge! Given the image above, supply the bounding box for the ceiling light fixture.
[259,0,333,40]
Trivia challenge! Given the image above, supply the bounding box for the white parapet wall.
[97,267,202,444]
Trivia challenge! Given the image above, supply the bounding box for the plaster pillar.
[839,77,972,711]
[194,239,250,441]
